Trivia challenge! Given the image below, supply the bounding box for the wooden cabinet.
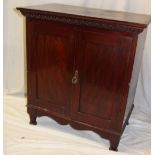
[17,3,150,151]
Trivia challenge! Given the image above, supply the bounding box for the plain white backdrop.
[3,0,151,155]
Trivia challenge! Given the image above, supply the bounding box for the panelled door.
[27,19,75,116]
[71,29,133,130]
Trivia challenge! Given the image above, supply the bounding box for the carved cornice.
[20,10,143,34]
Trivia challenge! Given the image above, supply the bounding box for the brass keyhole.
[72,70,79,84]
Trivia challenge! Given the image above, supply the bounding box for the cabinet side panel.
[124,28,148,122]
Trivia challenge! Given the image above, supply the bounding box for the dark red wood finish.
[17,4,150,152]
[71,28,133,129]
[27,19,75,116]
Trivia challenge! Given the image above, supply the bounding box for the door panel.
[71,29,133,129]
[28,20,75,115]
[36,34,70,105]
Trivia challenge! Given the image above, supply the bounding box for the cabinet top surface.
[17,3,150,26]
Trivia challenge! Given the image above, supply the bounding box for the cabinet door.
[71,29,133,130]
[27,19,74,116]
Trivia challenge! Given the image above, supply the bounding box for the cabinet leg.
[109,138,120,151]
[126,120,129,125]
[29,113,37,125]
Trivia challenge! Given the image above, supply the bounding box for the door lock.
[72,70,79,84]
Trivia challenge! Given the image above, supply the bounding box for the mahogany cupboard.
[17,4,150,151]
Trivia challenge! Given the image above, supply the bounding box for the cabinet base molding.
[28,103,134,151]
